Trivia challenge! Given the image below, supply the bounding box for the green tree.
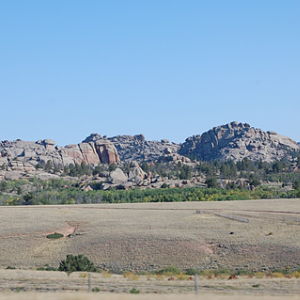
[0,180,8,192]
[141,161,149,174]
[179,165,191,180]
[44,160,53,171]
[205,177,218,188]
[272,161,282,173]
[249,174,261,187]
[293,179,300,190]
[22,192,37,205]
[58,254,97,275]
[108,163,117,172]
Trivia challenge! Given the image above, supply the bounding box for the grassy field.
[1,268,300,298]
[1,199,300,297]
[2,293,300,300]
[1,199,300,271]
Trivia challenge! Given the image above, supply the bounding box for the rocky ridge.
[0,138,119,174]
[0,122,299,182]
[83,133,180,162]
[179,121,299,162]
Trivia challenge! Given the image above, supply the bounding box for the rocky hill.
[179,122,299,162]
[0,122,299,179]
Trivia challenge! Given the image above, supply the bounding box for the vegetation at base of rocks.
[58,254,97,275]
[46,232,64,239]
[92,287,100,292]
[1,184,300,206]
[1,155,300,206]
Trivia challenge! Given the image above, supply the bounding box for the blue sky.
[1,1,299,146]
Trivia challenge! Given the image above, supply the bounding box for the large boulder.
[128,161,147,185]
[108,168,127,184]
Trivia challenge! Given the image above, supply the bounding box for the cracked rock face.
[179,121,299,162]
[83,133,180,163]
[0,138,119,174]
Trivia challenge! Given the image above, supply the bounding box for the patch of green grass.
[37,266,57,271]
[46,232,64,239]
[252,284,260,288]
[235,269,254,276]
[92,287,100,292]
[213,268,232,275]
[130,287,140,294]
[185,268,202,275]
[157,265,181,275]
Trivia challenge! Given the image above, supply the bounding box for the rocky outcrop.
[0,138,119,174]
[0,122,298,178]
[94,140,119,164]
[106,134,179,162]
[179,121,300,162]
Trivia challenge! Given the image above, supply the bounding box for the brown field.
[1,199,300,298]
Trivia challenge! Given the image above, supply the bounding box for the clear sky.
[1,1,299,146]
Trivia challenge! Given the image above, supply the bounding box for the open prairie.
[1,199,300,297]
[1,199,300,272]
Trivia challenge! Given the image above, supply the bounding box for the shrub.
[160,183,169,189]
[58,254,97,275]
[205,177,218,188]
[157,265,181,275]
[272,272,285,278]
[185,268,201,275]
[37,266,56,271]
[235,269,253,276]
[92,287,100,292]
[255,272,265,279]
[291,271,300,278]
[46,232,64,239]
[130,287,140,294]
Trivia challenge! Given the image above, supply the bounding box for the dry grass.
[0,292,299,300]
[0,269,300,297]
[123,272,140,281]
[101,270,112,278]
[1,199,300,271]
[1,199,300,296]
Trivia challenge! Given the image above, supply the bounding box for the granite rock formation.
[179,121,299,162]
[0,138,119,174]
[83,133,180,162]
